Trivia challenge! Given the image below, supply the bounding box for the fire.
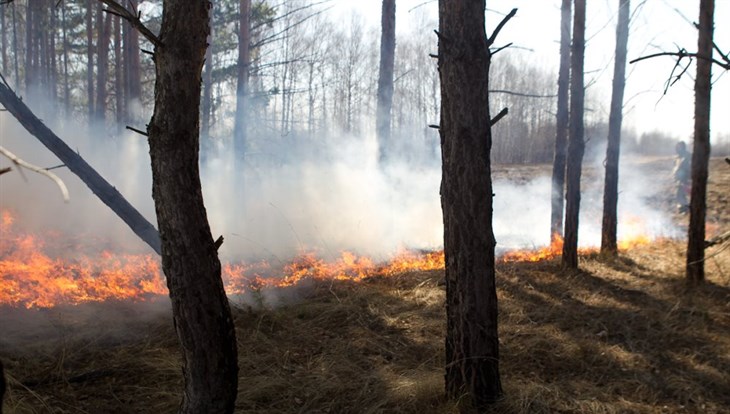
[1,209,653,309]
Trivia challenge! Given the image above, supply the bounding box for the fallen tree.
[0,74,161,255]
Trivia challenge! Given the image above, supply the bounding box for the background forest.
[3,0,727,168]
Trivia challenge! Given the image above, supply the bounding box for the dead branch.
[630,50,730,71]
[705,230,730,248]
[97,0,161,48]
[487,8,517,47]
[490,107,509,127]
[0,146,70,202]
[0,167,10,175]
[489,89,557,99]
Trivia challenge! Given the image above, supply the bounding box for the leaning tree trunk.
[376,0,395,165]
[600,0,630,256]
[438,0,504,408]
[562,0,586,269]
[146,0,239,412]
[686,0,714,286]
[550,0,571,243]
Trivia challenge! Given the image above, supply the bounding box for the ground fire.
[1,208,655,309]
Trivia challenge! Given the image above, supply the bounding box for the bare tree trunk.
[376,0,395,164]
[62,4,70,115]
[95,11,112,122]
[113,16,123,128]
[124,0,141,121]
[201,5,213,144]
[600,0,630,256]
[146,0,239,411]
[12,2,19,88]
[687,0,714,286]
[0,79,161,255]
[25,0,35,92]
[439,0,503,408]
[562,0,586,269]
[550,0,571,242]
[233,0,251,162]
[1,5,7,74]
[86,0,95,120]
[49,3,58,103]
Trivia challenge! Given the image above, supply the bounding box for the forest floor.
[1,158,729,414]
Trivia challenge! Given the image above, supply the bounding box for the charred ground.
[1,158,729,414]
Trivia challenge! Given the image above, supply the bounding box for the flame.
[1,209,653,309]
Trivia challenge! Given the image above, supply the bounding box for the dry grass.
[1,158,729,413]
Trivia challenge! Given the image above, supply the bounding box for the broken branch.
[487,8,517,47]
[490,107,509,127]
[0,145,70,202]
[97,0,161,48]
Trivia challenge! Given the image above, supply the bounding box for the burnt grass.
[1,158,729,413]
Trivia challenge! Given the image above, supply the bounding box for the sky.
[332,0,729,142]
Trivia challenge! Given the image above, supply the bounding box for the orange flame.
[0,209,653,309]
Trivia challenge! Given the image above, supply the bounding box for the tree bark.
[12,2,19,88]
[124,0,141,122]
[687,0,714,286]
[600,0,630,256]
[146,0,239,412]
[550,0,571,242]
[62,4,70,116]
[376,0,395,165]
[201,5,213,143]
[0,78,161,255]
[439,0,503,408]
[95,10,112,122]
[86,0,95,120]
[113,16,123,128]
[233,0,251,162]
[562,0,586,269]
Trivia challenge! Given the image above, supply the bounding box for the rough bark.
[550,0,571,242]
[686,0,714,286]
[146,0,239,412]
[233,0,251,162]
[0,78,161,255]
[562,0,586,269]
[376,0,395,164]
[438,0,503,408]
[600,0,630,256]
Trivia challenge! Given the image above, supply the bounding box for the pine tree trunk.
[62,4,70,115]
[201,5,213,143]
[146,0,239,412]
[600,0,630,256]
[124,0,141,121]
[376,0,395,164]
[25,0,34,92]
[562,0,586,269]
[686,0,714,286]
[86,0,95,120]
[95,11,112,122]
[1,5,7,74]
[233,0,251,162]
[11,0,19,87]
[550,0,571,242]
[439,0,503,408]
[114,16,123,128]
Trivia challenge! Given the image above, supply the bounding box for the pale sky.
[332,0,729,142]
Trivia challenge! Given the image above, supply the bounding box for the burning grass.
[1,158,729,413]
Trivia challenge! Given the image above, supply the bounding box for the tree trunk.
[146,0,239,412]
[439,0,503,408]
[124,0,141,121]
[25,0,34,92]
[201,5,213,144]
[95,11,112,122]
[0,80,161,255]
[62,4,70,116]
[600,0,630,256]
[376,0,395,165]
[562,0,586,269]
[114,16,123,128]
[686,0,714,286]
[233,0,251,162]
[12,2,19,87]
[1,4,7,74]
[86,0,95,120]
[550,0,571,242]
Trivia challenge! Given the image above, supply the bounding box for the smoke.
[1,101,679,268]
